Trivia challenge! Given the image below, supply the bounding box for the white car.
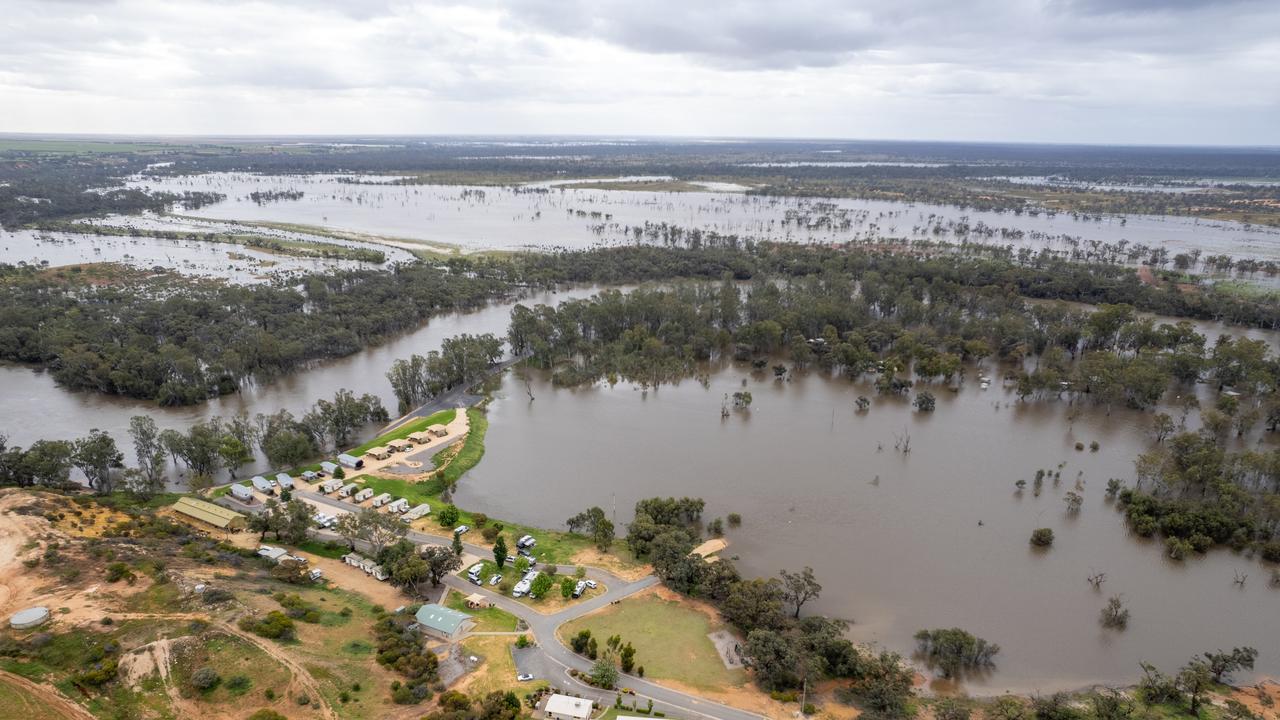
[517,673,534,682]
[584,579,598,589]
[454,525,470,535]
[489,574,502,586]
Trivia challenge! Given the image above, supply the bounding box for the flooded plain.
[128,172,1280,264]
[462,364,1280,694]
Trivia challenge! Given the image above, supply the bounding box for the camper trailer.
[353,487,374,502]
[250,476,274,494]
[387,498,410,513]
[371,493,393,508]
[230,484,253,502]
[320,478,343,494]
[401,503,431,522]
[338,483,358,498]
[342,553,367,568]
[275,473,294,489]
[320,461,339,475]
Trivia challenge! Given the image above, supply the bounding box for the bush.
[1260,541,1280,563]
[936,698,972,720]
[247,711,287,720]
[105,562,136,583]
[1030,528,1055,547]
[191,666,222,691]
[226,675,252,693]
[727,513,742,526]
[238,611,296,640]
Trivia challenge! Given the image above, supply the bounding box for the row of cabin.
[342,552,389,581]
[364,424,450,461]
[319,482,421,517]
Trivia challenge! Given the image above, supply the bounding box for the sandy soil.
[1228,680,1280,720]
[569,546,652,581]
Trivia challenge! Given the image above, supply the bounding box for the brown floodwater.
[459,364,1280,694]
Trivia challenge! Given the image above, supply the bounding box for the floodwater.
[0,285,603,463]
[461,363,1280,694]
[127,172,1280,264]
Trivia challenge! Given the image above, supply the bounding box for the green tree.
[421,546,462,587]
[779,566,822,619]
[73,428,124,495]
[493,535,508,568]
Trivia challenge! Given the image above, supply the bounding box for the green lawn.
[295,539,349,559]
[346,409,456,457]
[444,589,519,631]
[435,408,487,483]
[560,594,745,692]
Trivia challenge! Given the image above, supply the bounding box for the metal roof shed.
[173,497,246,530]
[413,604,474,641]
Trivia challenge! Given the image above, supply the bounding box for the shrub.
[191,666,222,691]
[1030,528,1055,547]
[238,611,296,640]
[1260,541,1280,563]
[727,513,742,526]
[226,675,252,693]
[105,562,136,584]
[936,698,972,720]
[247,711,287,720]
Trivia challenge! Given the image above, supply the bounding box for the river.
[460,362,1280,694]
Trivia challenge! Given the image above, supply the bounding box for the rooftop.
[173,497,245,529]
[545,693,594,720]
[413,603,472,635]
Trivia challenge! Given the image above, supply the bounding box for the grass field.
[434,408,487,483]
[457,636,548,697]
[444,589,519,631]
[0,138,184,154]
[346,409,456,457]
[0,674,75,718]
[560,593,746,692]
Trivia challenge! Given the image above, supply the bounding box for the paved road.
[238,490,767,720]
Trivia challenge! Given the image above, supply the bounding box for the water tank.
[9,606,50,630]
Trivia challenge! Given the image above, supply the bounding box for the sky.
[2,0,1278,145]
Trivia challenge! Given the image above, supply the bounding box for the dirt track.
[0,669,97,720]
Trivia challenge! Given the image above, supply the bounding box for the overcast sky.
[2,0,1278,145]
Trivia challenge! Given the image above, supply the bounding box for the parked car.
[489,574,502,586]
[516,673,534,682]
[584,579,598,589]
[454,525,470,535]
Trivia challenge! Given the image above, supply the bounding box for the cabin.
[401,503,431,522]
[543,694,593,720]
[301,470,318,482]
[320,461,339,475]
[365,446,392,461]
[257,546,290,563]
[172,497,246,531]
[387,498,410,513]
[412,604,473,642]
[229,484,254,502]
[352,487,373,502]
[338,483,359,498]
[337,453,363,469]
[342,553,367,568]
[370,565,389,581]
[275,473,294,489]
[371,492,392,508]
[427,424,448,437]
[320,478,343,494]
[251,476,274,494]
[387,439,412,453]
[407,431,432,444]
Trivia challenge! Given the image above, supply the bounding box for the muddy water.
[129,173,1280,263]
[461,367,1280,693]
[0,285,601,457]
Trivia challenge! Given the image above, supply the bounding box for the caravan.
[371,493,393,508]
[353,487,374,502]
[386,498,410,513]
